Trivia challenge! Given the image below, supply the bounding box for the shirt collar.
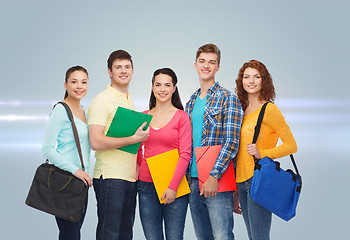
[107,85,130,98]
[208,82,220,94]
[198,82,220,97]
[190,82,220,103]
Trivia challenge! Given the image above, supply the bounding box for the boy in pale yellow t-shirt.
[88,50,149,240]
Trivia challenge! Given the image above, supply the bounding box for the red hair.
[235,60,276,110]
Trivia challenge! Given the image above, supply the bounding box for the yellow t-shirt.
[236,103,297,183]
[88,85,137,182]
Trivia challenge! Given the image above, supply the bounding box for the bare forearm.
[89,123,149,151]
[90,134,137,151]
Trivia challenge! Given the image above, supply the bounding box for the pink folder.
[195,145,237,192]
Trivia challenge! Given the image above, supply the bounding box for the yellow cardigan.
[236,103,297,183]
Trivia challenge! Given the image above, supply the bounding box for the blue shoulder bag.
[250,102,302,221]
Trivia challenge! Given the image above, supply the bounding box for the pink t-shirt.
[137,109,192,191]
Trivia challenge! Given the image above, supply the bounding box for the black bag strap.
[55,102,85,171]
[252,102,269,144]
[289,154,301,179]
[252,102,301,183]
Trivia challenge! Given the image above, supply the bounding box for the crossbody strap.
[56,102,85,171]
[252,102,301,180]
[252,102,269,144]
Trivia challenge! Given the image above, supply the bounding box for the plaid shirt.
[185,82,243,178]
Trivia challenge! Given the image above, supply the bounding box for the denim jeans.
[237,178,272,240]
[189,178,235,240]
[138,181,189,240]
[55,196,88,240]
[93,177,137,240]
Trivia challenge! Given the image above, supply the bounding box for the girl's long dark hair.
[149,68,184,110]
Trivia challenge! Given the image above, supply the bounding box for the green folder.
[106,107,152,154]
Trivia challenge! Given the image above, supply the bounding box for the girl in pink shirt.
[137,68,192,239]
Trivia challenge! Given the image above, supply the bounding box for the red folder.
[195,145,237,192]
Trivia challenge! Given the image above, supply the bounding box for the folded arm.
[89,123,149,151]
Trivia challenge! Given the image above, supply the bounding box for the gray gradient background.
[1,0,349,239]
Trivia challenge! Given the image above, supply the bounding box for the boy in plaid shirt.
[185,43,243,240]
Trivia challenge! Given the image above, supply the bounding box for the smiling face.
[152,73,176,104]
[242,67,262,96]
[108,58,134,90]
[194,52,220,82]
[64,70,88,100]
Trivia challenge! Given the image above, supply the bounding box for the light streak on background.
[2,98,350,108]
[0,115,47,121]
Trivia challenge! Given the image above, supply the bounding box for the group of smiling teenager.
[42,43,297,240]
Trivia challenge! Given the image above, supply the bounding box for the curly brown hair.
[235,60,276,111]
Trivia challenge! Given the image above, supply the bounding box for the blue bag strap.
[53,102,85,171]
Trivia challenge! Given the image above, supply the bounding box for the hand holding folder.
[195,145,237,193]
[146,149,191,204]
[106,107,152,154]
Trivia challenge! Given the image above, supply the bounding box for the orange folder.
[146,149,191,204]
[195,145,237,192]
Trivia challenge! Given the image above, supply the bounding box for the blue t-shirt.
[190,94,207,177]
